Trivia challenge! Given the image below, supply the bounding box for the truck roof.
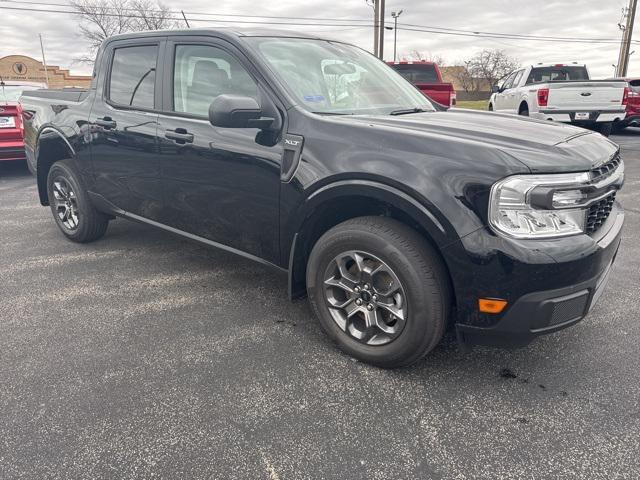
[532,62,586,68]
[106,27,330,43]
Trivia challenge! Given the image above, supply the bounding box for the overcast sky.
[1,0,638,78]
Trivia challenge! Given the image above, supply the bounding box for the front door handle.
[165,128,194,144]
[95,117,117,129]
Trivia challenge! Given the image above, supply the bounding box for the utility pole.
[617,0,638,77]
[39,34,49,87]
[391,10,403,62]
[378,0,386,59]
[373,0,379,57]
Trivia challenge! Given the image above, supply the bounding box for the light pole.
[391,10,403,62]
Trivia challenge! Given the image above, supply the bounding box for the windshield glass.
[246,37,434,115]
[0,85,41,102]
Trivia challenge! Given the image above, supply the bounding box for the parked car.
[21,30,624,368]
[488,63,627,136]
[387,61,456,107]
[0,80,45,163]
[608,78,640,132]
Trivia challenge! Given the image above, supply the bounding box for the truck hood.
[333,109,618,173]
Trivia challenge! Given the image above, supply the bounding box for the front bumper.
[444,203,624,348]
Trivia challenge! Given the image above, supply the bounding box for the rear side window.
[173,44,258,117]
[526,66,589,84]
[391,64,439,83]
[109,45,158,108]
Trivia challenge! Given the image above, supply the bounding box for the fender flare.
[285,179,460,299]
[35,125,76,205]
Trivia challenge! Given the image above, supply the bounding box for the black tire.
[47,159,109,243]
[596,122,613,137]
[612,122,626,134]
[488,103,494,111]
[519,104,529,117]
[306,216,451,368]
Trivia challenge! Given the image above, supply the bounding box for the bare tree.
[449,62,478,93]
[71,0,179,63]
[465,49,519,90]
[403,50,447,66]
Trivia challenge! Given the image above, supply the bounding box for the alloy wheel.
[323,250,407,346]
[52,177,79,230]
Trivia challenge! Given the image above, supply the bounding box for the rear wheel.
[306,217,451,368]
[47,159,109,243]
[519,104,529,117]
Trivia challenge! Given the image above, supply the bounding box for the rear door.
[504,69,524,112]
[494,72,517,111]
[155,36,283,263]
[88,38,165,219]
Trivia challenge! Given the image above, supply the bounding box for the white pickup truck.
[488,63,628,136]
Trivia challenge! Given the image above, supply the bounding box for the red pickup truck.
[388,61,456,107]
[0,80,45,162]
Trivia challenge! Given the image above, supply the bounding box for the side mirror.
[209,95,274,129]
[491,85,502,94]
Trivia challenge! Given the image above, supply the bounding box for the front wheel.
[595,122,613,137]
[47,159,110,243]
[306,217,451,368]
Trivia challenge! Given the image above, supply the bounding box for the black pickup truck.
[21,29,624,368]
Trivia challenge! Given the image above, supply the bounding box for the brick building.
[0,55,91,88]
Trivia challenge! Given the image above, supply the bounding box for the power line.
[1,3,638,46]
[0,0,373,22]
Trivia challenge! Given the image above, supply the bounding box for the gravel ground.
[1,131,639,480]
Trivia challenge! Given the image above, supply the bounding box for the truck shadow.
[0,159,30,178]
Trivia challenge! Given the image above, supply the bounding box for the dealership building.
[0,54,91,88]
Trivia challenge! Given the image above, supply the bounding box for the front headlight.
[489,172,591,239]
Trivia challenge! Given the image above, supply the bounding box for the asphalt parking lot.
[1,132,639,480]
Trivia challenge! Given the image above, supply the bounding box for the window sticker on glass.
[304,95,325,102]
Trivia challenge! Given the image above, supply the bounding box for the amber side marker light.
[478,298,508,314]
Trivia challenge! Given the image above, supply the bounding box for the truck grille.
[590,153,621,182]
[586,192,616,234]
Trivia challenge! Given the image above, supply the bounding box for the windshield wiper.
[311,111,353,116]
[389,107,428,116]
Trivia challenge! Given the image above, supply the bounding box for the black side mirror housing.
[492,85,501,94]
[209,95,274,130]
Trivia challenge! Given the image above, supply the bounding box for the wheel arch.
[286,180,457,302]
[35,126,76,206]
[518,100,529,114]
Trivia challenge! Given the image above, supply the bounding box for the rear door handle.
[95,117,117,129]
[165,129,194,144]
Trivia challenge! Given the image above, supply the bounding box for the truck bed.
[20,88,89,103]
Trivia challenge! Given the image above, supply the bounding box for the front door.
[156,38,283,264]
[89,40,164,220]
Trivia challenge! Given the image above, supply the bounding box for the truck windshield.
[526,66,589,84]
[246,37,434,115]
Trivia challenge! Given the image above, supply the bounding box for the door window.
[109,45,158,108]
[173,45,258,117]
[501,72,517,90]
[511,70,524,88]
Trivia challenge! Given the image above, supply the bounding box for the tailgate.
[415,83,454,106]
[547,82,625,110]
[0,104,22,142]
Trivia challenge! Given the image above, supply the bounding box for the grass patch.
[455,100,489,110]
